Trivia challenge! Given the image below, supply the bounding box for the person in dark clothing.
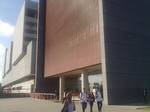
[143,88,148,103]
[62,89,69,103]
[100,84,103,98]
[54,90,59,100]
[61,92,76,112]
[88,91,95,112]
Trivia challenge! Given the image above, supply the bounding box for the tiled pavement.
[0,98,146,112]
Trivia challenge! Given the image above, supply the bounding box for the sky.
[0,0,24,82]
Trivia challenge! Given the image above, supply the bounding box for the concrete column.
[98,0,109,105]
[59,76,65,101]
[81,72,89,92]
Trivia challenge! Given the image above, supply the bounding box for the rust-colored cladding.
[44,0,101,77]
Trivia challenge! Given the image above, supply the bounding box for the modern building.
[2,0,150,105]
[2,0,37,94]
[35,0,150,105]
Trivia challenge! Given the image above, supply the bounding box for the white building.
[2,0,37,94]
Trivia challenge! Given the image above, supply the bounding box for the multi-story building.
[35,0,150,105]
[2,0,37,94]
[2,0,150,105]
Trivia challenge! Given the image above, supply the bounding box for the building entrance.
[88,73,103,91]
[65,76,81,96]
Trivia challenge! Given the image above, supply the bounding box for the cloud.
[0,20,14,37]
[31,0,38,1]
[0,43,5,82]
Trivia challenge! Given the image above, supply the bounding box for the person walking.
[143,88,148,103]
[88,91,95,112]
[54,90,58,100]
[80,88,88,112]
[61,92,76,112]
[95,90,103,112]
[62,89,69,103]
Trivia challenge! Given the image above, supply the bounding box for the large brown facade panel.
[45,0,101,76]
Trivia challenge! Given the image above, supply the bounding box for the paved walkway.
[0,98,145,112]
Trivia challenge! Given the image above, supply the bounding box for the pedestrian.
[100,84,103,98]
[54,90,58,100]
[80,88,88,112]
[143,88,148,103]
[62,89,68,103]
[95,90,103,112]
[88,91,95,112]
[61,92,76,112]
[64,89,69,98]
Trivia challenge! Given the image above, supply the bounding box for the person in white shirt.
[80,88,87,112]
[95,90,103,112]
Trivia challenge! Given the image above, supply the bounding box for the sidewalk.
[0,98,145,112]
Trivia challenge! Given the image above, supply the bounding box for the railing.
[30,93,56,100]
[0,93,30,98]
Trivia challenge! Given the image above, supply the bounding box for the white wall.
[2,42,33,86]
[12,2,25,64]
[11,80,34,93]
